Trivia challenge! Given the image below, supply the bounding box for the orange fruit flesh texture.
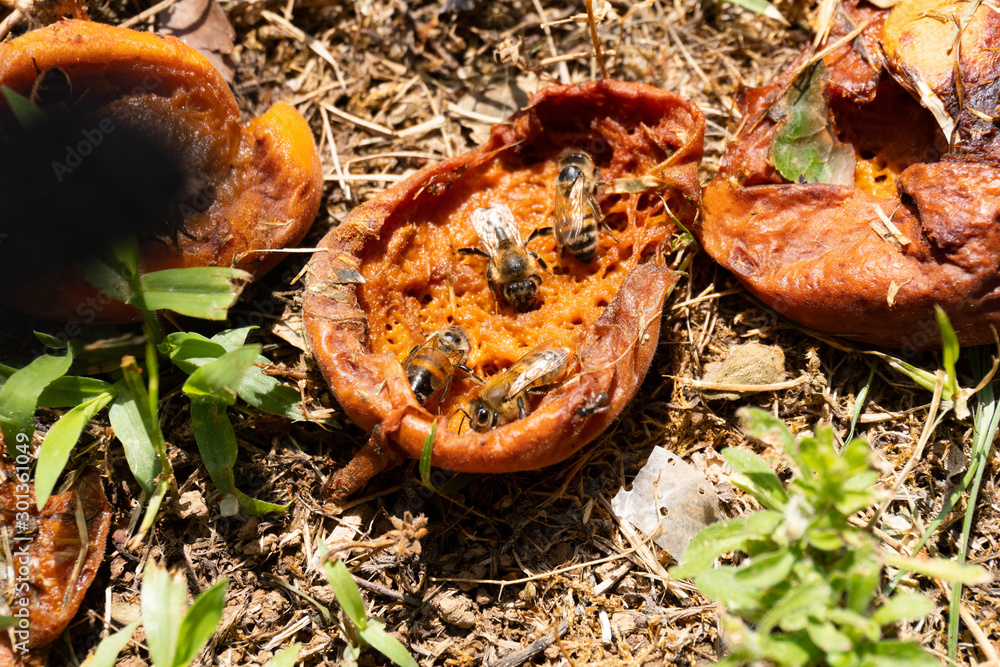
[356,115,686,427]
[834,76,945,199]
[0,20,322,321]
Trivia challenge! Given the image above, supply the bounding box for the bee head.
[439,326,471,356]
[466,398,495,432]
[505,279,540,312]
[558,164,583,185]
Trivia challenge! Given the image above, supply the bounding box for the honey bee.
[460,346,570,432]
[458,204,546,312]
[403,326,473,406]
[532,150,604,263]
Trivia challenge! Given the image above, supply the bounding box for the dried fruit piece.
[303,80,703,492]
[698,0,1000,349]
[0,466,112,657]
[0,20,323,322]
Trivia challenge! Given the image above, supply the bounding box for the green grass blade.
[135,267,251,320]
[119,357,168,459]
[134,477,170,546]
[934,305,960,397]
[141,562,188,667]
[420,422,437,490]
[183,347,260,406]
[173,577,229,667]
[188,399,288,515]
[325,559,367,630]
[0,350,74,458]
[163,332,304,420]
[35,391,113,509]
[847,360,878,444]
[84,619,141,667]
[108,380,161,494]
[159,332,227,375]
[1,86,48,128]
[948,345,1000,659]
[358,621,419,667]
[211,327,255,351]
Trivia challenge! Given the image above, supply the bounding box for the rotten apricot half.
[698,0,1000,350]
[0,19,323,322]
[0,466,111,660]
[303,80,703,494]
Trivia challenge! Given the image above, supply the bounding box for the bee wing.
[402,334,433,367]
[553,176,588,244]
[470,204,521,260]
[507,348,570,396]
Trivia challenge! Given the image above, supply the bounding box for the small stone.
[219,493,240,517]
[177,490,209,519]
[701,341,786,401]
[611,612,637,636]
[431,592,477,629]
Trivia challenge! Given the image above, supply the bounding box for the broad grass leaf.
[173,577,229,667]
[108,380,162,494]
[0,364,116,407]
[0,350,74,457]
[142,563,189,667]
[35,391,113,508]
[183,346,259,406]
[134,267,250,320]
[770,61,854,186]
[1,86,48,128]
[159,332,227,375]
[722,447,788,510]
[189,399,288,515]
[358,620,419,667]
[83,619,140,667]
[325,559,367,630]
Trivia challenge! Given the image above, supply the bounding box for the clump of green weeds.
[671,407,988,667]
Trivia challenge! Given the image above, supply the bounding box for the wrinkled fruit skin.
[0,20,323,322]
[0,467,111,662]
[698,0,1000,350]
[303,80,703,491]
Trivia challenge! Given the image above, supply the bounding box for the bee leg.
[530,251,550,273]
[457,246,491,258]
[592,199,619,242]
[487,266,501,312]
[457,364,484,384]
[516,395,526,420]
[526,226,553,245]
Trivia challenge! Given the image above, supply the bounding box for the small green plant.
[319,542,419,667]
[81,561,227,667]
[0,234,319,520]
[671,407,987,667]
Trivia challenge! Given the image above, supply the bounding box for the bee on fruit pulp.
[403,326,473,406]
[459,346,570,432]
[531,150,604,263]
[458,204,547,312]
